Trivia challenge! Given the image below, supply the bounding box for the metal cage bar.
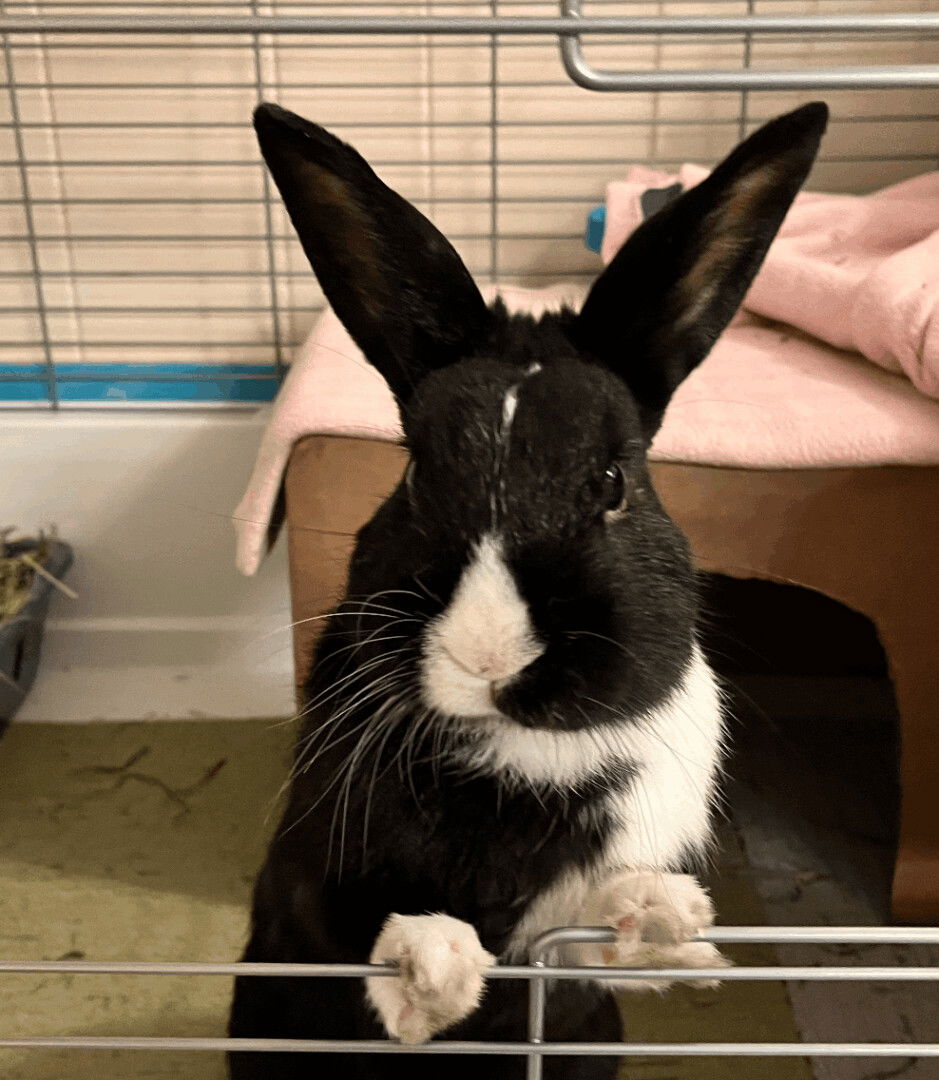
[0,1,58,405]
[0,13,938,34]
[248,0,286,381]
[558,0,939,90]
[2,927,939,1060]
[0,4,934,407]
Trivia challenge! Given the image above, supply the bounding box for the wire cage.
[0,0,937,406]
[2,926,939,1067]
[1,1,938,1068]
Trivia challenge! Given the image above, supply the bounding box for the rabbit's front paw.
[366,913,495,1044]
[581,870,729,992]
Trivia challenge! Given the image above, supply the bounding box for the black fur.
[230,101,828,1079]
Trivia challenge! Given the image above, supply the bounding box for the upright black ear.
[573,102,828,437]
[254,103,492,402]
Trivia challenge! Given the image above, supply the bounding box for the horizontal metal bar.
[6,300,629,316]
[5,0,904,8]
[1,0,920,7]
[14,958,939,980]
[0,119,540,129]
[2,76,932,94]
[0,0,516,5]
[555,0,939,90]
[0,30,929,54]
[0,38,741,49]
[0,269,592,287]
[0,1036,937,1056]
[0,341,291,348]
[705,926,939,944]
[2,120,488,129]
[5,162,937,207]
[0,269,643,283]
[0,305,304,314]
[3,153,935,170]
[0,79,567,89]
[1,115,936,130]
[0,232,584,243]
[2,37,929,53]
[0,196,600,207]
[0,160,294,167]
[3,961,936,980]
[564,52,939,90]
[0,14,937,35]
[3,928,939,978]
[564,59,939,92]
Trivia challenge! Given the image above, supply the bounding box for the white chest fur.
[468,647,725,958]
[418,532,725,958]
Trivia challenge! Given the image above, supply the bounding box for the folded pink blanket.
[604,168,939,399]
[234,282,939,575]
[234,170,939,575]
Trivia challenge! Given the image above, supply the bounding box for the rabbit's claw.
[581,871,730,992]
[366,913,495,1044]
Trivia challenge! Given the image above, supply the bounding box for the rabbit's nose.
[441,642,543,683]
[426,531,544,703]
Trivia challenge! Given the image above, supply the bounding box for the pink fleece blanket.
[605,168,939,398]
[234,182,939,577]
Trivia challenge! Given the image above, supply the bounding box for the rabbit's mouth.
[419,638,539,722]
[420,640,602,733]
[418,532,546,721]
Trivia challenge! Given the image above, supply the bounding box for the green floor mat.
[0,722,807,1080]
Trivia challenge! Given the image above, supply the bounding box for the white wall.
[0,410,295,721]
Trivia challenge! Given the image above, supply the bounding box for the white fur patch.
[421,534,544,718]
[604,648,723,868]
[465,644,721,799]
[366,913,495,1044]
[499,363,541,444]
[498,647,725,956]
[501,386,519,428]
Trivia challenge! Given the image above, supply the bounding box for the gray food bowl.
[0,540,73,734]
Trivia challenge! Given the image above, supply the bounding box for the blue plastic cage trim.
[0,363,279,404]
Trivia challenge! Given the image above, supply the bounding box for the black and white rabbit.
[229,100,828,1080]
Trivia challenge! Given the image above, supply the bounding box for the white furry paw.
[580,871,729,992]
[366,913,495,1044]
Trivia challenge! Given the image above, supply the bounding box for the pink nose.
[443,647,518,682]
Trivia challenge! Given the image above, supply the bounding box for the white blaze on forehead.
[500,363,543,438]
[501,386,519,428]
[421,533,544,718]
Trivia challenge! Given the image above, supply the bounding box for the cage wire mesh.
[0,2,938,1065]
[0,0,936,406]
[2,926,939,1066]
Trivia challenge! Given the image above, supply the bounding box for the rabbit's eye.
[601,463,627,515]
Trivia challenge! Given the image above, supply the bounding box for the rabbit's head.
[255,102,826,734]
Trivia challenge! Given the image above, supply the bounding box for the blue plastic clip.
[584,205,606,253]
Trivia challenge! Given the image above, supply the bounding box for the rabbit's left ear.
[254,103,492,403]
[573,102,828,437]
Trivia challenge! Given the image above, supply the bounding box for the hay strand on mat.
[0,530,76,622]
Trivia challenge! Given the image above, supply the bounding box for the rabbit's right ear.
[255,103,492,403]
[572,102,828,438]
